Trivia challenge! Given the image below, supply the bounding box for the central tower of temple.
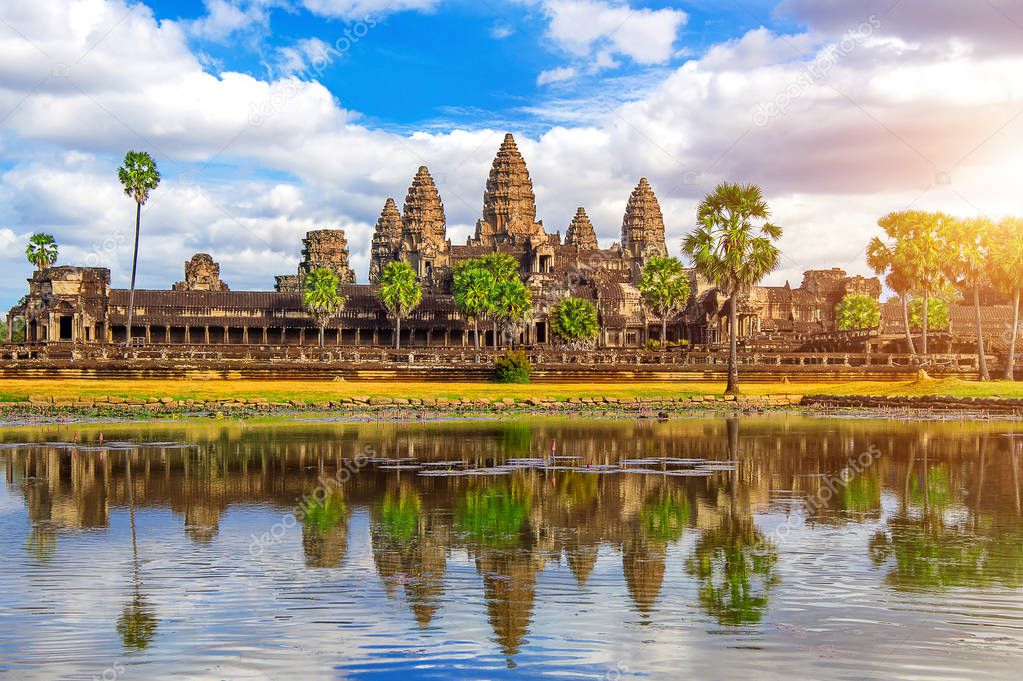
[472,133,545,246]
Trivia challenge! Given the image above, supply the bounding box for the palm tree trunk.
[725,295,740,395]
[395,315,401,350]
[974,283,990,381]
[901,295,917,359]
[473,319,480,350]
[1005,288,1020,381]
[921,292,929,359]
[661,318,668,350]
[492,321,498,350]
[125,202,141,347]
[319,325,325,348]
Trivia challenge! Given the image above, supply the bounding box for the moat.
[2,416,1022,680]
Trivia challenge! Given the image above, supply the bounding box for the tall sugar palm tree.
[453,261,495,350]
[867,236,918,359]
[682,182,781,395]
[376,261,422,349]
[303,268,345,348]
[944,217,993,380]
[638,255,692,348]
[26,233,58,271]
[117,151,161,347]
[990,218,1023,380]
[550,297,599,348]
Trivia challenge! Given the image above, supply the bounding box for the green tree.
[835,294,880,331]
[990,217,1023,380]
[550,297,599,347]
[870,211,949,358]
[376,261,422,350]
[302,268,345,348]
[638,255,691,347]
[25,233,58,271]
[682,182,782,395]
[909,298,949,330]
[867,221,922,359]
[477,253,522,349]
[944,217,994,380]
[491,277,531,347]
[117,151,161,347]
[453,262,495,350]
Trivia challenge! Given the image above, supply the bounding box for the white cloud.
[539,0,688,65]
[299,0,440,19]
[490,24,515,40]
[537,66,576,86]
[188,0,271,42]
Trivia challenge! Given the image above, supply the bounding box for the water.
[1,416,1022,680]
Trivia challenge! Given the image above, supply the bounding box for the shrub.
[550,297,599,347]
[835,294,880,331]
[494,349,531,383]
[644,339,662,351]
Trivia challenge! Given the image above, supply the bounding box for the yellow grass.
[1,377,1021,403]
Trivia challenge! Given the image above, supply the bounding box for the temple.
[6,132,939,351]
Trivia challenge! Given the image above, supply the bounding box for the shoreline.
[2,391,1022,427]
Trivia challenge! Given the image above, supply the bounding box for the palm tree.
[550,297,599,348]
[870,211,948,359]
[990,218,1023,380]
[25,233,58,271]
[638,255,691,348]
[682,182,781,395]
[867,228,919,360]
[376,261,422,349]
[302,268,345,348]
[944,217,993,380]
[453,262,495,350]
[477,253,520,349]
[117,151,161,347]
[491,278,531,347]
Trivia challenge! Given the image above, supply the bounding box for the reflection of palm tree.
[301,492,349,568]
[455,483,530,549]
[117,456,157,650]
[685,514,779,625]
[686,418,779,626]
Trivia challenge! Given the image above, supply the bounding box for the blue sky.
[1,0,1021,308]
[146,0,799,131]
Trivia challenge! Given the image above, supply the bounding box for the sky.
[1,0,1022,308]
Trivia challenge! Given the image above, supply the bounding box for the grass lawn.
[0,377,1021,403]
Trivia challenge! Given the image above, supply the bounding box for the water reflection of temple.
[4,417,1022,657]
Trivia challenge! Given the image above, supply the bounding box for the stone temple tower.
[369,197,402,283]
[399,166,449,284]
[275,229,356,291]
[473,133,545,246]
[621,178,667,260]
[565,207,598,250]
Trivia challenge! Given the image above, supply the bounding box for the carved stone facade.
[621,178,667,260]
[275,229,357,292]
[7,132,893,349]
[565,208,598,250]
[369,198,403,283]
[173,253,229,292]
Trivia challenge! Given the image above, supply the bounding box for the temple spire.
[369,197,403,283]
[621,177,667,258]
[565,207,598,250]
[479,133,542,242]
[401,166,447,248]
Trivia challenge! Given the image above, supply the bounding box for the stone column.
[355,328,361,346]
[243,327,249,344]
[145,325,151,343]
[165,326,171,343]
[204,326,210,344]
[185,326,191,344]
